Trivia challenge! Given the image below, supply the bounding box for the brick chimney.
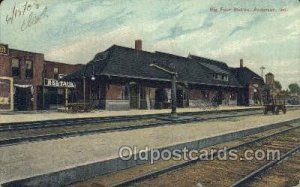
[135,40,142,50]
[240,59,243,68]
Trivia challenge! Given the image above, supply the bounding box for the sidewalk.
[0,106,261,124]
[0,110,299,185]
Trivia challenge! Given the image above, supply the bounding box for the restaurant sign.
[0,44,9,55]
[44,78,76,88]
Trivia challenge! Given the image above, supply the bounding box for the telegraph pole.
[171,73,177,117]
[83,76,86,106]
[150,63,178,118]
[260,66,266,81]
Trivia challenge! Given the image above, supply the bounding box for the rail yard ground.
[0,107,299,186]
[72,123,300,187]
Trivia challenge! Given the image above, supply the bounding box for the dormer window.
[213,73,228,81]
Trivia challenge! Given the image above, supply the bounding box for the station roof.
[230,67,264,86]
[65,45,242,88]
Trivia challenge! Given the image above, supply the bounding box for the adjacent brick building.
[0,43,82,111]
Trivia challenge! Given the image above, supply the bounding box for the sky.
[0,0,299,89]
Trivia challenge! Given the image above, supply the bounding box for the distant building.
[230,59,265,105]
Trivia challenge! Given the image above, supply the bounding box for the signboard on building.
[0,77,14,111]
[0,44,9,55]
[44,78,76,88]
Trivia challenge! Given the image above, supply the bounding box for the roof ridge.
[110,44,155,55]
[189,54,228,66]
[155,51,188,60]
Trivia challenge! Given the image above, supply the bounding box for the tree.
[274,81,282,91]
[288,83,300,95]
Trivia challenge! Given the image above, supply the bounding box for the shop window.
[25,60,33,78]
[54,68,59,79]
[11,58,20,77]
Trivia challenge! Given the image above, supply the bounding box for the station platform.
[0,106,261,124]
[0,110,299,186]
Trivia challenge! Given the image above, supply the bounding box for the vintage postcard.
[0,0,299,186]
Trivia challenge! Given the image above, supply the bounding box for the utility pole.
[150,63,177,118]
[42,67,45,111]
[83,76,86,107]
[171,72,177,117]
[82,64,88,111]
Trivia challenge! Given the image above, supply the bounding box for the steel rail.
[230,145,300,187]
[0,108,265,132]
[0,110,261,132]
[0,111,261,147]
[1,106,299,132]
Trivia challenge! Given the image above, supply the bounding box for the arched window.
[11,58,20,77]
[25,60,33,78]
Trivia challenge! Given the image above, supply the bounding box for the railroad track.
[0,108,263,132]
[244,152,300,187]
[76,120,300,187]
[231,145,300,187]
[0,110,262,147]
[2,106,299,132]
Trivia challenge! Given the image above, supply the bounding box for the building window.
[230,92,236,100]
[213,73,217,79]
[25,60,33,78]
[140,87,146,100]
[121,85,129,100]
[223,75,228,81]
[11,58,20,77]
[183,90,188,100]
[54,68,59,79]
[201,90,209,99]
[91,84,99,100]
[213,73,228,81]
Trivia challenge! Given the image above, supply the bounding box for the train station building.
[65,40,264,110]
